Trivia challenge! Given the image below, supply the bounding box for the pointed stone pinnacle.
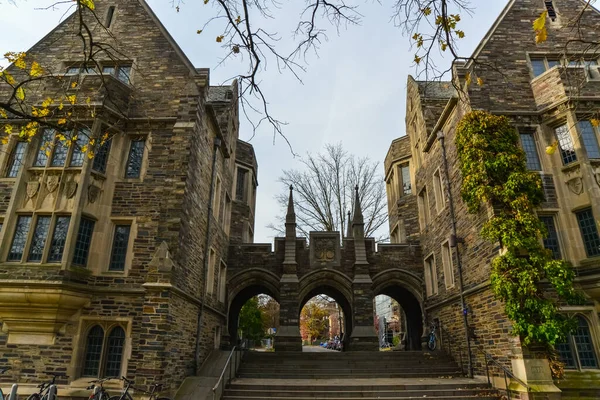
[352,185,364,225]
[286,184,296,224]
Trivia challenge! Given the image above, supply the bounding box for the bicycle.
[108,377,171,400]
[26,371,65,400]
[87,377,113,400]
[427,323,437,351]
[0,367,12,400]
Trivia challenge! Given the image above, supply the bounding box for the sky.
[0,0,509,244]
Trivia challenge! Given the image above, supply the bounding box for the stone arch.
[226,268,281,345]
[298,270,353,347]
[372,268,424,350]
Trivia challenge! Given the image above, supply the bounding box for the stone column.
[275,186,302,351]
[509,344,561,400]
[348,186,378,351]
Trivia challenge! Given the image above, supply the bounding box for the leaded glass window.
[576,208,600,258]
[125,139,145,178]
[574,316,599,368]
[6,142,27,178]
[557,316,599,370]
[556,341,576,369]
[83,326,104,377]
[236,168,247,202]
[48,216,70,262]
[109,225,130,271]
[69,129,90,167]
[8,216,32,261]
[105,327,125,377]
[50,140,68,167]
[540,216,561,259]
[578,121,600,159]
[27,216,51,262]
[531,59,546,77]
[73,218,95,266]
[92,138,112,173]
[555,124,577,165]
[520,133,542,171]
[401,165,412,195]
[117,66,131,84]
[34,129,55,167]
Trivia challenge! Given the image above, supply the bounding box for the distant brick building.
[385,0,600,398]
[0,0,257,397]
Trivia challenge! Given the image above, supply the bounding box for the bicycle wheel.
[108,396,122,400]
[26,394,41,400]
[99,392,111,400]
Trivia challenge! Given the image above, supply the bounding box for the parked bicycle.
[87,377,114,400]
[427,323,437,351]
[108,377,171,400]
[0,367,11,400]
[26,371,65,400]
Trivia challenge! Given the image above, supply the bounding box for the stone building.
[385,0,600,398]
[0,0,257,397]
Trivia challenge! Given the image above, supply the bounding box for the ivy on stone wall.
[455,110,583,347]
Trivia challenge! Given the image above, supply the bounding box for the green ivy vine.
[455,111,583,347]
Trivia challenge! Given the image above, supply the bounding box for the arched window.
[81,324,127,378]
[105,327,125,377]
[83,325,105,377]
[557,315,599,370]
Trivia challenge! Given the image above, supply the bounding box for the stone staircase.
[223,351,501,399]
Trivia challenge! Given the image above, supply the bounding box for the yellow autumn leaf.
[42,97,53,107]
[85,97,91,105]
[235,16,241,24]
[81,144,88,153]
[546,141,558,155]
[58,102,64,111]
[477,77,484,86]
[533,11,548,44]
[216,35,224,43]
[58,118,67,125]
[57,134,66,142]
[422,7,431,16]
[14,58,26,70]
[1,137,8,145]
[80,0,95,10]
[67,94,77,104]
[590,119,600,127]
[197,30,203,34]
[0,109,7,118]
[414,55,422,64]
[87,151,94,159]
[465,72,472,86]
[4,125,13,134]
[30,61,43,77]
[16,87,25,101]
[71,81,78,89]
[456,30,465,39]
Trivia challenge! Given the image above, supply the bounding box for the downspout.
[195,136,222,374]
[437,132,474,378]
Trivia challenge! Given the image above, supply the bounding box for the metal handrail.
[475,345,532,399]
[212,346,239,400]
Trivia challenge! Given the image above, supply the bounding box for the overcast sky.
[0,0,509,244]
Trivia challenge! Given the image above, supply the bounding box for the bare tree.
[267,143,388,241]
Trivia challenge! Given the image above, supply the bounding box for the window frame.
[108,224,132,272]
[576,120,600,159]
[124,137,146,179]
[218,261,227,304]
[80,321,128,379]
[418,186,430,231]
[5,140,28,178]
[424,254,438,297]
[575,208,600,258]
[207,248,216,296]
[519,131,542,171]
[556,314,599,371]
[441,241,455,289]
[213,175,222,221]
[553,123,578,165]
[32,127,92,169]
[433,169,445,214]
[72,217,96,267]
[538,214,562,260]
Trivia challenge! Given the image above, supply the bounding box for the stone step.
[236,372,464,379]
[238,367,461,373]
[223,388,498,397]
[228,383,489,391]
[222,396,498,400]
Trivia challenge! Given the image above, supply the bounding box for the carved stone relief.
[65,181,78,199]
[88,185,100,204]
[309,232,341,267]
[314,238,336,262]
[566,177,584,195]
[46,175,60,193]
[26,181,40,199]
